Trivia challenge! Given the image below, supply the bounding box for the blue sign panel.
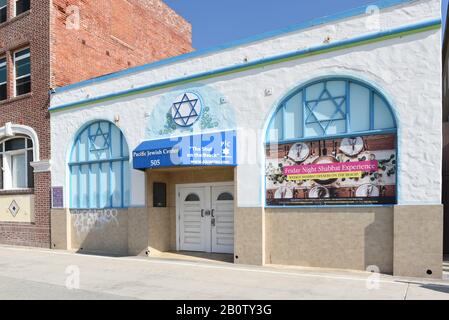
[133,130,237,170]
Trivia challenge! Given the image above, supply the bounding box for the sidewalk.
[0,245,448,300]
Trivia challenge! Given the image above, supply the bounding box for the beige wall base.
[50,209,71,250]
[128,207,150,256]
[51,207,150,256]
[393,205,443,279]
[70,209,129,255]
[234,207,265,265]
[265,207,394,273]
[50,185,443,279]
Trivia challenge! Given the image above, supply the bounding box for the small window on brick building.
[14,48,31,96]
[15,0,30,16]
[0,136,34,190]
[0,0,7,23]
[0,57,6,101]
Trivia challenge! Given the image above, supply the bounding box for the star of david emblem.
[171,93,202,127]
[304,84,347,134]
[89,125,110,152]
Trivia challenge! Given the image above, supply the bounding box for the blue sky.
[165,0,448,50]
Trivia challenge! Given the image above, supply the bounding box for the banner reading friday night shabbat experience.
[265,134,397,206]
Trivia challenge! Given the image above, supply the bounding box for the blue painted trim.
[88,163,92,208]
[69,166,73,209]
[109,162,113,208]
[68,157,129,166]
[281,104,285,141]
[345,80,351,133]
[49,18,441,113]
[301,88,306,138]
[266,128,397,144]
[52,0,418,95]
[108,122,112,155]
[97,163,101,209]
[370,90,375,130]
[69,120,131,210]
[76,158,80,209]
[68,207,146,210]
[70,207,133,211]
[120,131,124,208]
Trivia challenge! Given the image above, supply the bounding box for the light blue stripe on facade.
[49,18,441,113]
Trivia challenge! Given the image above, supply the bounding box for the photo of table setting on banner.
[265,134,397,206]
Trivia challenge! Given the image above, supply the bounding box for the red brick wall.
[0,0,52,248]
[51,0,193,88]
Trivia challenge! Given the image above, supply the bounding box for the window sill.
[0,10,31,29]
[0,92,32,105]
[0,188,34,196]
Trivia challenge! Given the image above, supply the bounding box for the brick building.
[0,0,192,247]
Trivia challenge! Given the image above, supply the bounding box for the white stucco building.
[49,0,443,278]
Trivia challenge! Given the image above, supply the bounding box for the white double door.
[177,183,234,254]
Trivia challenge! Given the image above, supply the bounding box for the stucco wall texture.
[51,0,442,209]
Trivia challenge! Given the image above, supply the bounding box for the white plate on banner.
[340,137,364,157]
[356,184,380,197]
[274,187,293,199]
[309,186,330,199]
[288,143,310,162]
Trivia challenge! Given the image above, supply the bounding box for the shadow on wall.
[71,207,141,257]
[364,210,394,274]
[442,123,449,254]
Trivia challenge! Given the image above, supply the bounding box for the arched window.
[265,78,397,207]
[185,193,200,202]
[217,192,234,201]
[0,136,34,190]
[69,121,130,209]
[267,78,396,142]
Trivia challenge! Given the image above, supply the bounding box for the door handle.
[211,209,215,218]
[201,209,211,217]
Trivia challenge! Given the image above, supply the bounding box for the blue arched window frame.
[69,121,130,209]
[265,77,398,207]
[266,78,397,143]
